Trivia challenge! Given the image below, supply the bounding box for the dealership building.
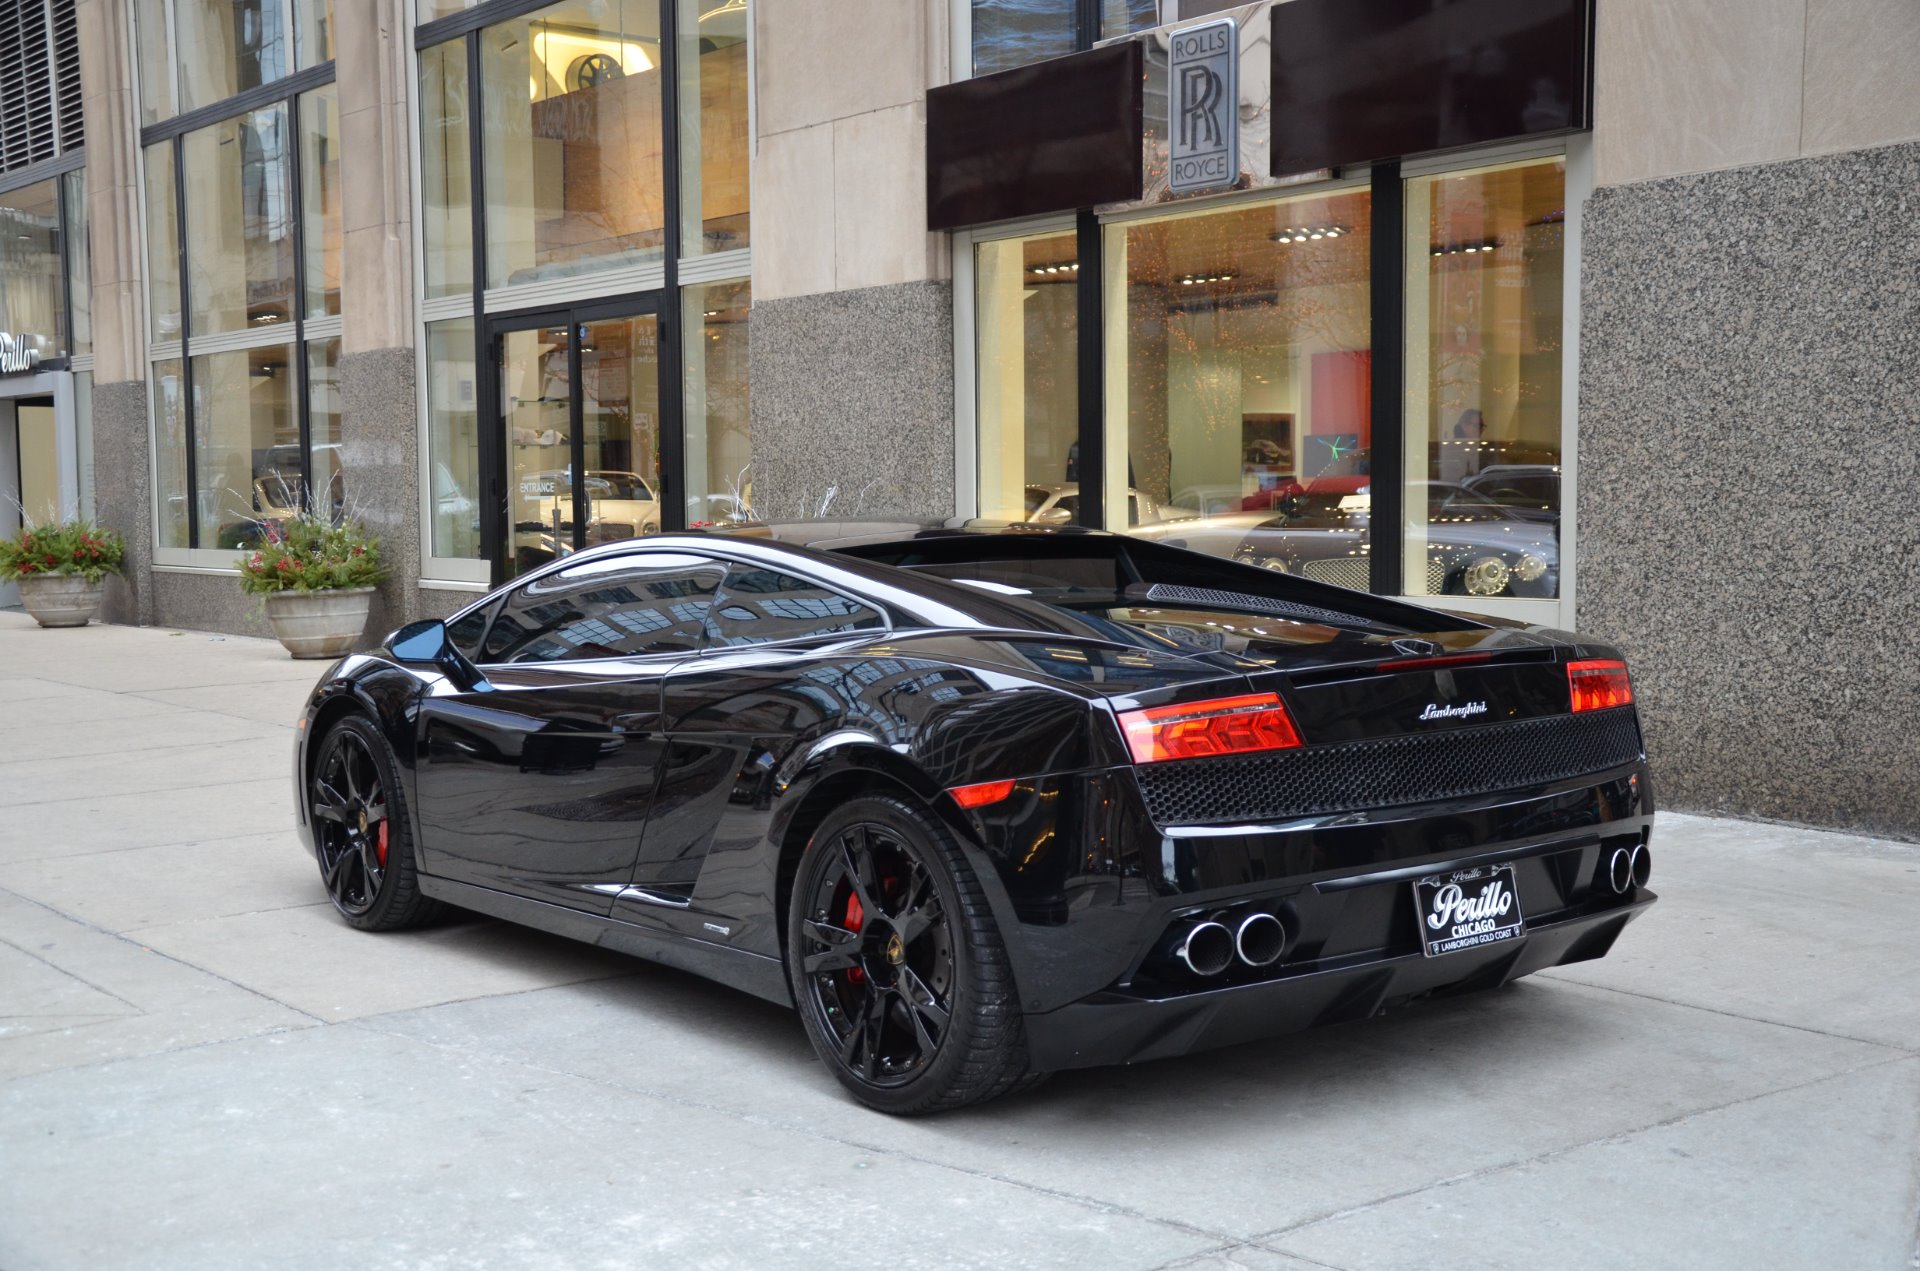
[0,0,1915,838]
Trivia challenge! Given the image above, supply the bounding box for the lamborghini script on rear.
[292,525,1655,1114]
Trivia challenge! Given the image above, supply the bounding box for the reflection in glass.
[502,324,572,575]
[154,360,188,547]
[183,106,296,336]
[308,337,343,519]
[1110,191,1373,573]
[1403,157,1564,599]
[135,0,175,124]
[482,0,665,288]
[682,279,750,525]
[300,86,342,318]
[1100,0,1165,39]
[145,142,181,341]
[677,0,749,255]
[427,318,481,560]
[972,0,1075,76]
[298,0,334,67]
[0,179,64,358]
[64,170,90,357]
[975,231,1076,523]
[579,313,661,542]
[176,0,289,112]
[193,345,296,548]
[419,40,473,300]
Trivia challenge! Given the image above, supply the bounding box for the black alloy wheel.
[309,715,440,931]
[788,795,1034,1114]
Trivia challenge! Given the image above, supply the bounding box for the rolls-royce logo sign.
[1168,18,1237,195]
[0,331,42,374]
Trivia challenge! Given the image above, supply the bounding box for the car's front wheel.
[787,795,1033,1114]
[309,714,441,931]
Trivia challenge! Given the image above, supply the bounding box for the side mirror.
[1037,506,1073,525]
[388,619,491,693]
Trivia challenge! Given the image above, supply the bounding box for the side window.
[446,599,497,660]
[482,553,726,664]
[705,565,886,648]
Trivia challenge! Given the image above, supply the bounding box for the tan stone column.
[76,0,153,624]
[334,0,422,634]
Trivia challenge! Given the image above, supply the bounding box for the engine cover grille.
[1131,709,1645,826]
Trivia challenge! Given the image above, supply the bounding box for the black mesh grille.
[1132,709,1644,826]
[1142,583,1358,628]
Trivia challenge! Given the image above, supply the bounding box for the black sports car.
[293,524,1655,1114]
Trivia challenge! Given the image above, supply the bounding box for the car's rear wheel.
[310,715,441,931]
[788,795,1034,1114]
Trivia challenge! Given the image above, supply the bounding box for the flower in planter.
[0,519,126,583]
[235,512,389,596]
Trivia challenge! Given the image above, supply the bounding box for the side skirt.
[417,873,795,1009]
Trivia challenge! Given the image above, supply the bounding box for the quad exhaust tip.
[1175,921,1235,977]
[1605,844,1651,895]
[1235,912,1288,967]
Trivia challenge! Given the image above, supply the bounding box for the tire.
[787,794,1033,1114]
[309,714,442,932]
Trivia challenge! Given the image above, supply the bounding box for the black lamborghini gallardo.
[293,524,1655,1113]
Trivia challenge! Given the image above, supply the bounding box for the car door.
[411,551,726,913]
[608,562,890,933]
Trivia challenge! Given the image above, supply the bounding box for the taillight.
[1568,659,1633,712]
[1118,692,1303,764]
[949,779,1015,809]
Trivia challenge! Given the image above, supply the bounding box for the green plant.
[0,519,125,583]
[236,512,388,595]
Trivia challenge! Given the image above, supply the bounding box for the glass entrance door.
[494,304,661,579]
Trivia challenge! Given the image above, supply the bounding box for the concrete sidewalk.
[1,611,1916,1271]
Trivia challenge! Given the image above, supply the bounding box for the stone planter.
[16,574,105,628]
[263,587,376,659]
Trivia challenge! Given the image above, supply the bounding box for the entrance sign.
[0,331,42,375]
[1168,18,1238,194]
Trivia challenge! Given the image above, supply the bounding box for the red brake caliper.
[844,891,866,984]
[375,820,389,868]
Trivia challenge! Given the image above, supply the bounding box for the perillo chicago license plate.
[1413,864,1525,957]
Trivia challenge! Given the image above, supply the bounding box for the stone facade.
[1577,141,1920,840]
[338,347,423,641]
[88,379,151,627]
[749,281,956,521]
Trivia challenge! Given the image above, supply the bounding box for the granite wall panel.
[89,379,151,626]
[1578,141,1920,840]
[749,280,956,520]
[338,346,422,642]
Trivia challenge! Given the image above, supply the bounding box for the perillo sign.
[0,331,43,375]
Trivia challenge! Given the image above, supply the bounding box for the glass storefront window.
[683,279,751,525]
[481,0,665,288]
[136,0,176,125]
[153,359,189,547]
[972,0,1075,76]
[419,40,474,300]
[144,144,181,341]
[183,106,296,336]
[175,0,290,113]
[1108,190,1374,582]
[677,0,749,256]
[1403,157,1565,601]
[426,318,481,560]
[300,86,341,318]
[0,179,65,360]
[975,231,1077,523]
[298,0,334,67]
[63,170,90,358]
[193,345,297,548]
[307,337,342,519]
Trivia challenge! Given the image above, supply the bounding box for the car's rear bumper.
[1022,889,1653,1072]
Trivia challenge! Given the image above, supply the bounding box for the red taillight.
[1118,692,1303,764]
[949,779,1016,809]
[1568,659,1633,712]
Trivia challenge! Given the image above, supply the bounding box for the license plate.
[1412,864,1525,957]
